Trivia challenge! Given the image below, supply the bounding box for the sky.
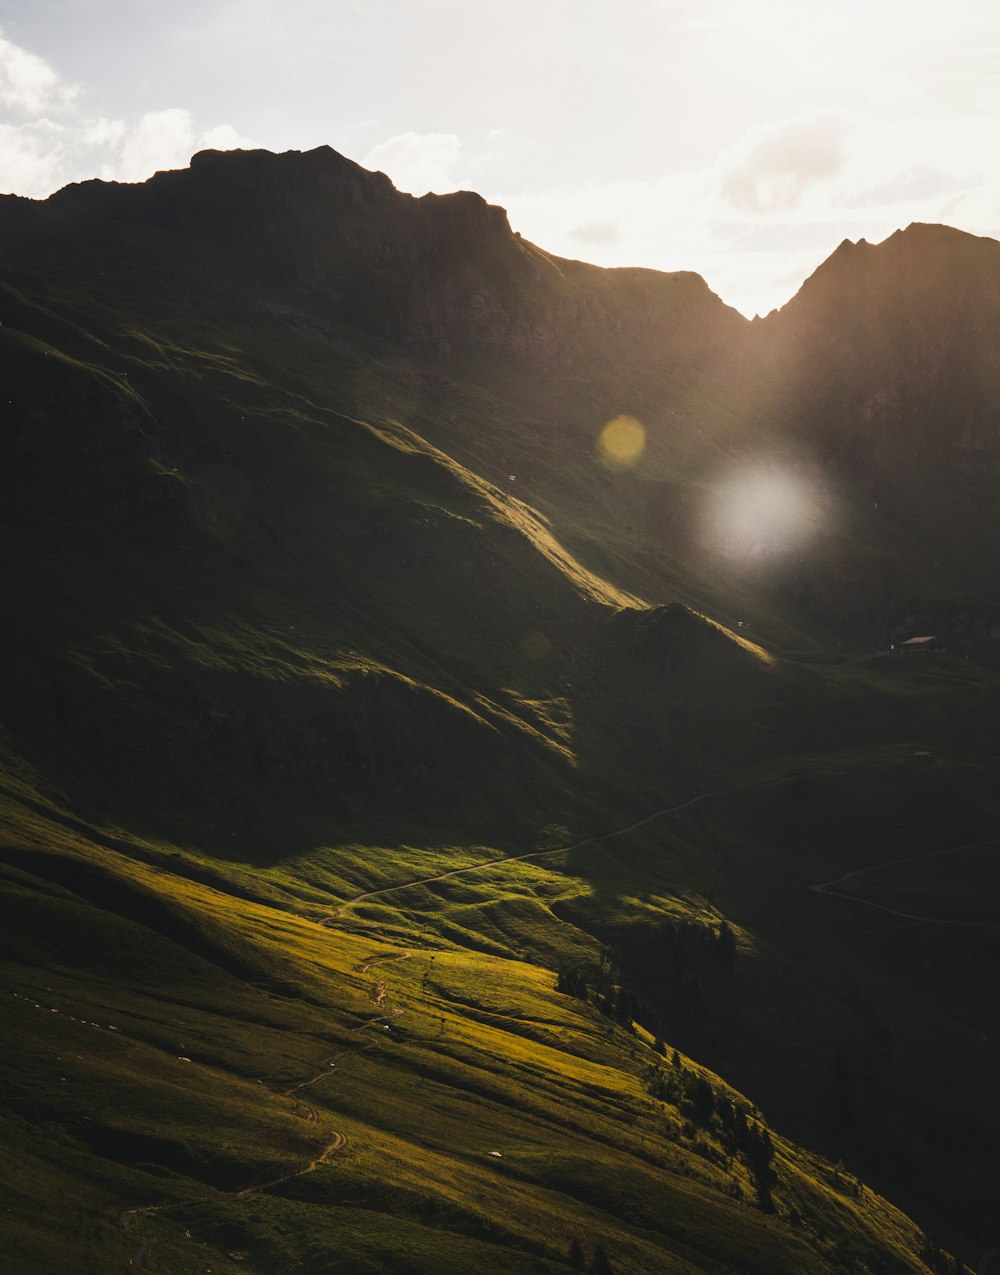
[1,0,999,316]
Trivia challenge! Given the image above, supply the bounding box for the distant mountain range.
[1,147,997,1274]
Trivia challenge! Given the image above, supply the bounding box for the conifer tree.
[589,1241,614,1275]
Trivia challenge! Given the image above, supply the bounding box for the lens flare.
[701,461,824,563]
[522,631,553,660]
[598,415,646,469]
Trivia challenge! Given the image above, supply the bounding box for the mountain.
[1,146,997,1274]
[744,223,1000,642]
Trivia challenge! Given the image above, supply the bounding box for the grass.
[0,789,951,1274]
[3,175,997,1271]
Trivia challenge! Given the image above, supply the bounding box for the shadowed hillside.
[2,148,997,1273]
[739,223,1000,643]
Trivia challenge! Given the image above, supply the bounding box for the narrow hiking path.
[359,952,413,974]
[321,787,735,924]
[282,1014,401,1098]
[236,1133,345,1196]
[111,796,998,1265]
[120,1105,346,1269]
[120,1130,346,1265]
[116,987,403,1266]
[810,836,1000,928]
[8,983,352,1269]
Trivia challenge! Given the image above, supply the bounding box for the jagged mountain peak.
[777,220,1000,321]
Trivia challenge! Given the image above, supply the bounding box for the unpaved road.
[121,1121,346,1267]
[359,952,413,975]
[811,836,1000,927]
[120,1045,358,1266]
[284,1038,377,1095]
[322,787,734,923]
[236,1132,344,1196]
[121,1130,346,1267]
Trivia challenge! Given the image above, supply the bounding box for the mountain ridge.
[1,145,746,372]
[5,145,995,336]
[2,145,998,1272]
[7,145,1000,646]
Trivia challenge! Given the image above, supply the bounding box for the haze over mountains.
[1,146,998,1274]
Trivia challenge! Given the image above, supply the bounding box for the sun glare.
[522,630,553,660]
[701,461,824,563]
[598,415,646,470]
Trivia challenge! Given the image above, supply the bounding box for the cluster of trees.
[644,1057,776,1209]
[918,1234,967,1275]
[554,918,738,1043]
[567,1238,614,1273]
[624,916,740,1035]
[655,916,738,973]
[555,950,644,1030]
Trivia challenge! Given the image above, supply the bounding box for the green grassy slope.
[0,788,955,1275]
[2,155,997,1271]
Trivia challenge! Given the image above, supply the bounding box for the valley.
[1,145,998,1273]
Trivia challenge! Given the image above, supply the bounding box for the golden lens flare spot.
[598,415,646,470]
[522,631,553,660]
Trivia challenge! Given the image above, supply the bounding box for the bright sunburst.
[700,461,825,562]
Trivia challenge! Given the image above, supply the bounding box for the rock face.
[754,224,1000,472]
[728,223,1000,639]
[6,145,746,382]
[6,150,1000,644]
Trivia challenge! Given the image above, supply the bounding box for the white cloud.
[362,131,461,195]
[0,26,77,114]
[502,172,714,276]
[496,80,1000,318]
[3,4,1000,318]
[718,111,855,215]
[0,29,254,197]
[198,122,255,152]
[843,165,948,211]
[0,120,66,197]
[114,109,200,182]
[81,117,127,149]
[96,110,256,183]
[0,108,256,197]
[568,221,620,247]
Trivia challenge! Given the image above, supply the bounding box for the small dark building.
[891,634,945,654]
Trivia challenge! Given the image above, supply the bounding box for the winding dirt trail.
[119,1028,367,1266]
[111,785,999,1268]
[120,1120,346,1268]
[321,787,734,923]
[810,835,1000,927]
[120,1128,346,1267]
[236,1133,345,1196]
[119,1206,155,1270]
[109,790,723,1267]
[283,1037,378,1096]
[117,838,443,1264]
[359,952,413,974]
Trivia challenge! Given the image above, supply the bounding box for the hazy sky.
[2,0,999,315]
